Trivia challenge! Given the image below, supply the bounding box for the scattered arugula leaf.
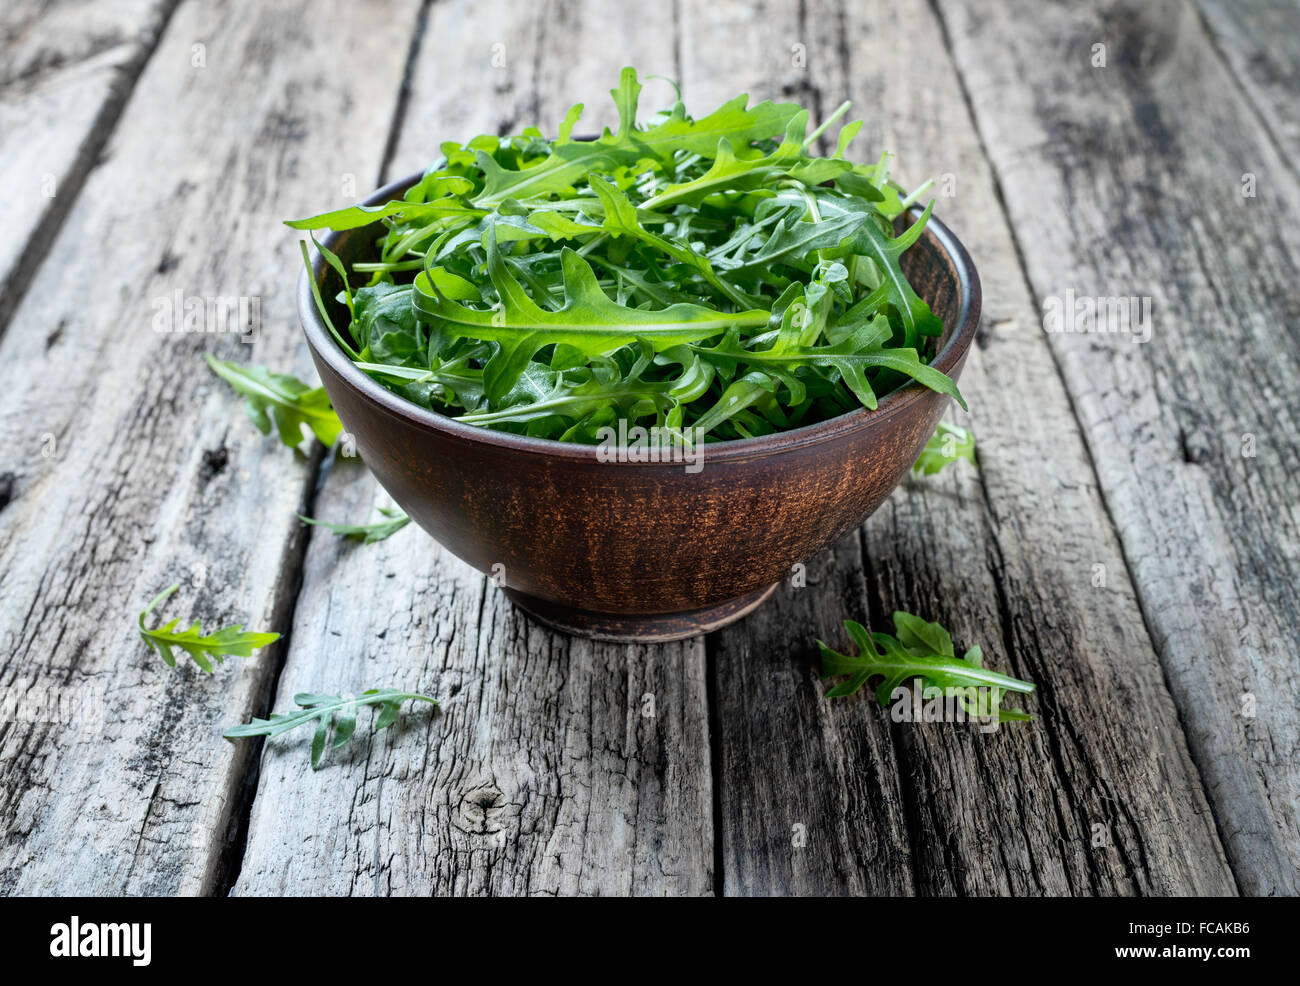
[298,506,411,544]
[204,354,343,449]
[224,689,438,769]
[287,67,963,444]
[138,584,280,673]
[818,612,1034,722]
[913,420,976,475]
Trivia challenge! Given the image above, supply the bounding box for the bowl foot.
[502,583,779,643]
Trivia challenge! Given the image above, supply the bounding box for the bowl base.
[502,583,779,643]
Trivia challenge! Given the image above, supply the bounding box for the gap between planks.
[207,0,440,897]
[922,0,1240,890]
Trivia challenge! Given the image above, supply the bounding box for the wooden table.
[1,0,1296,897]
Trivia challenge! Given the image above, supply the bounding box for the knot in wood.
[453,783,511,835]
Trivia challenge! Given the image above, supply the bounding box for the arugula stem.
[804,100,851,148]
[300,241,360,360]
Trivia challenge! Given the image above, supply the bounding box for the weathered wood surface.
[0,0,177,330]
[687,0,1234,896]
[2,0,1296,897]
[1196,0,1300,167]
[932,0,1300,895]
[233,0,714,897]
[0,0,423,894]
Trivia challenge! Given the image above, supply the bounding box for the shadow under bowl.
[299,173,981,642]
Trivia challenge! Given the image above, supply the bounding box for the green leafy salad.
[288,68,962,444]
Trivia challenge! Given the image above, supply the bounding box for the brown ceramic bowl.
[300,173,980,641]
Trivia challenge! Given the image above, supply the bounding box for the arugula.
[913,420,976,475]
[287,67,963,443]
[299,506,411,543]
[818,612,1033,722]
[204,355,342,449]
[138,584,280,672]
[224,689,438,769]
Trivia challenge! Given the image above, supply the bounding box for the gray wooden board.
[0,0,178,330]
[0,0,423,894]
[932,0,1300,895]
[1196,0,1300,169]
[233,0,714,897]
[686,0,1234,896]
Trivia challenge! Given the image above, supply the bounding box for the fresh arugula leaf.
[714,207,872,272]
[414,230,769,402]
[298,506,411,544]
[286,180,477,230]
[823,198,945,347]
[913,420,976,475]
[471,68,801,205]
[204,354,342,449]
[351,283,417,350]
[287,67,960,444]
[818,612,1034,722]
[640,112,808,211]
[690,312,965,412]
[224,689,438,769]
[138,584,279,673]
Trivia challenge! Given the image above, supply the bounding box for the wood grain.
[686,0,1235,895]
[933,0,1300,895]
[0,0,177,330]
[1196,0,1300,167]
[2,0,1292,898]
[0,0,423,894]
[233,0,715,896]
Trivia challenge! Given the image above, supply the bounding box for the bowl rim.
[298,171,981,464]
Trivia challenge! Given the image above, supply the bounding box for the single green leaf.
[284,184,477,230]
[818,613,1034,722]
[913,420,976,475]
[204,354,342,448]
[138,585,279,673]
[298,506,411,544]
[223,689,438,769]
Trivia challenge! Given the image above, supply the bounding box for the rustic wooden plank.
[708,547,917,896]
[230,467,712,896]
[1196,0,1300,166]
[0,0,422,895]
[932,0,1300,895]
[0,0,178,331]
[687,0,1236,895]
[233,0,714,896]
[384,0,682,181]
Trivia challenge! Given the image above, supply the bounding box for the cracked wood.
[932,0,1300,894]
[0,0,424,894]
[686,0,1234,896]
